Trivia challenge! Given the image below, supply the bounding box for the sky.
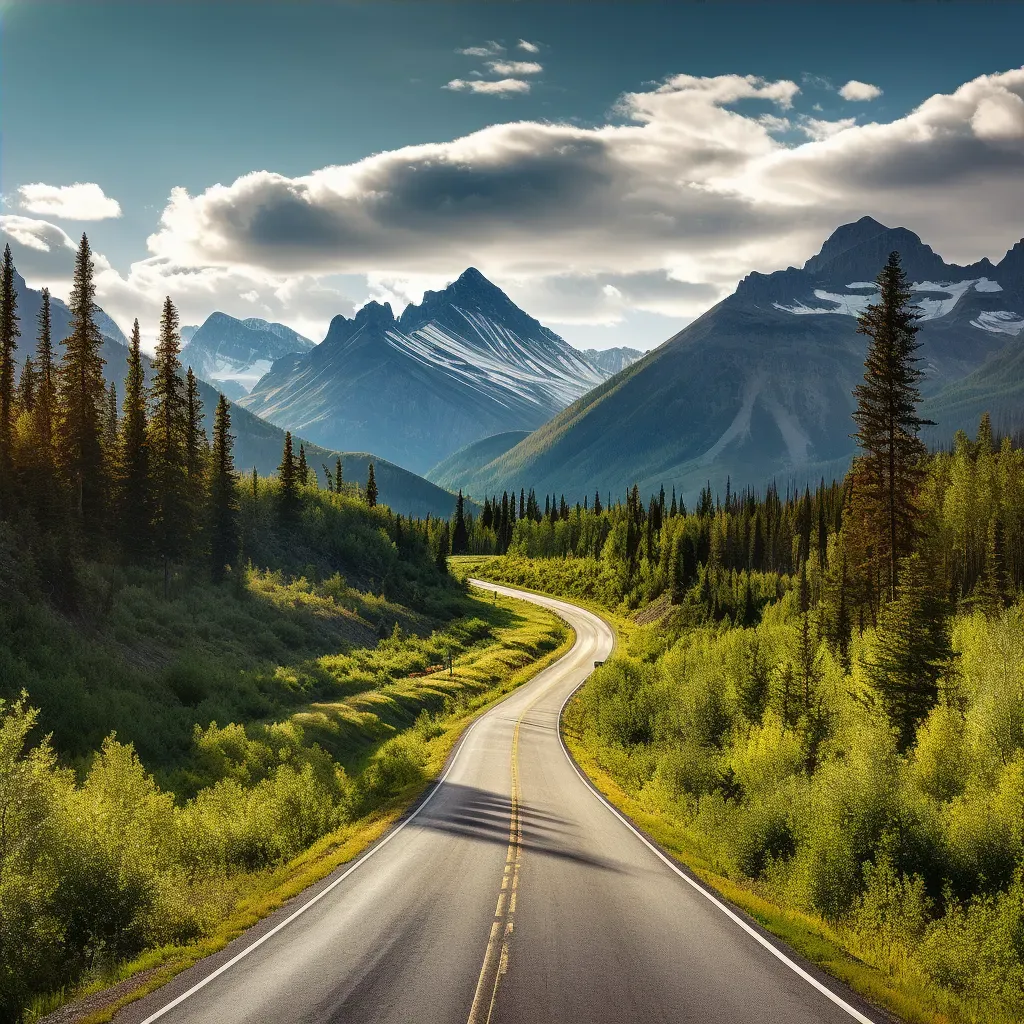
[3,1,1024,352]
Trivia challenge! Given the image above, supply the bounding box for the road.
[116,580,882,1024]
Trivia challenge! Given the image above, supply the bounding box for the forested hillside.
[467,253,1024,1024]
[0,236,565,1019]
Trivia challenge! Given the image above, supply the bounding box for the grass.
[32,589,573,1024]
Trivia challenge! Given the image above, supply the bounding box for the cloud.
[18,182,122,220]
[457,41,503,57]
[517,39,540,53]
[798,116,857,140]
[444,77,531,96]
[839,80,883,102]
[486,60,543,76]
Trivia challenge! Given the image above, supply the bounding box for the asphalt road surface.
[116,580,884,1024]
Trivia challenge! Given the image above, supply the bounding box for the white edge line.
[138,715,486,1024]
[548,602,877,1024]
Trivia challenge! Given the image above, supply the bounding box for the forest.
[0,236,567,1019]
[469,255,1024,1024]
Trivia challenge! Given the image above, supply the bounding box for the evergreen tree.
[452,489,469,555]
[278,431,299,525]
[103,380,119,483]
[17,356,35,415]
[119,320,150,557]
[148,296,189,586]
[669,533,685,604]
[851,251,930,601]
[864,552,952,749]
[366,461,378,507]
[58,234,108,530]
[209,395,239,582]
[297,444,308,485]
[335,456,343,493]
[33,288,55,458]
[593,490,602,515]
[0,244,19,485]
[738,634,771,726]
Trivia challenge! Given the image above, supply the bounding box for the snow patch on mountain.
[971,311,1024,336]
[776,280,995,321]
[975,278,1003,292]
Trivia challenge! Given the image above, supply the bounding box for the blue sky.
[3,1,1024,349]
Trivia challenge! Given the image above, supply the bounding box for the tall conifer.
[209,395,239,581]
[278,431,299,524]
[33,288,55,459]
[851,251,930,600]
[119,320,150,557]
[58,234,107,529]
[0,244,20,491]
[452,489,468,555]
[366,461,378,507]
[18,356,35,415]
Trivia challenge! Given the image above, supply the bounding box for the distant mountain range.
[238,268,610,475]
[181,312,315,401]
[11,274,465,519]
[581,346,644,375]
[443,217,1024,502]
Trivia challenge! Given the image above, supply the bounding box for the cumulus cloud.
[839,80,883,101]
[486,60,542,76]
[798,116,857,140]
[517,39,540,53]
[444,77,531,96]
[18,182,122,220]
[457,41,503,57]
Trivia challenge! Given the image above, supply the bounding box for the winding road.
[115,580,882,1024]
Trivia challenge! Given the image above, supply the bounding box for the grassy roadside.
[458,558,948,1024]
[34,590,573,1024]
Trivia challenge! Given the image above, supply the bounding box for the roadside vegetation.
[469,255,1024,1024]
[0,238,568,1020]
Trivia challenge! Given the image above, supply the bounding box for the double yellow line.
[466,711,526,1024]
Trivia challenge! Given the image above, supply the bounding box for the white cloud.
[486,60,542,76]
[798,116,857,140]
[517,39,540,53]
[18,182,122,220]
[838,80,883,102]
[445,77,530,96]
[457,41,503,57]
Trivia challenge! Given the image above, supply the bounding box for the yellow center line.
[466,706,530,1024]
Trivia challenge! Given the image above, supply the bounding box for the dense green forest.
[0,237,567,1019]
[472,255,1024,1023]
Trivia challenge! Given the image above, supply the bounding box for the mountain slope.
[425,430,531,490]
[453,218,1024,502]
[181,311,315,399]
[11,275,463,519]
[239,268,608,474]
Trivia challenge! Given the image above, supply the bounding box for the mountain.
[581,346,644,375]
[425,431,531,491]
[238,268,609,475]
[181,312,315,399]
[10,275,463,519]
[447,218,1024,503]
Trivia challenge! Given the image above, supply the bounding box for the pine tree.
[58,234,107,530]
[209,395,239,582]
[669,533,685,604]
[335,456,343,494]
[297,444,308,485]
[184,367,208,548]
[119,320,150,557]
[17,356,35,415]
[852,251,931,601]
[33,288,56,458]
[0,244,20,495]
[738,634,771,726]
[148,296,189,587]
[452,489,469,555]
[864,552,952,749]
[366,461,378,507]
[278,431,299,525]
[103,379,119,483]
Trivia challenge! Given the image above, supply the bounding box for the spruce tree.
[119,320,151,558]
[669,533,685,604]
[452,489,468,555]
[17,356,35,415]
[366,461,378,507]
[864,552,952,749]
[297,443,308,485]
[335,455,343,494]
[851,251,930,600]
[278,431,299,525]
[58,234,107,530]
[33,288,55,459]
[148,296,189,588]
[209,394,239,582]
[0,244,20,492]
[184,367,207,548]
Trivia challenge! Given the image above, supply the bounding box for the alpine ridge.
[239,268,609,474]
[446,218,1024,503]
